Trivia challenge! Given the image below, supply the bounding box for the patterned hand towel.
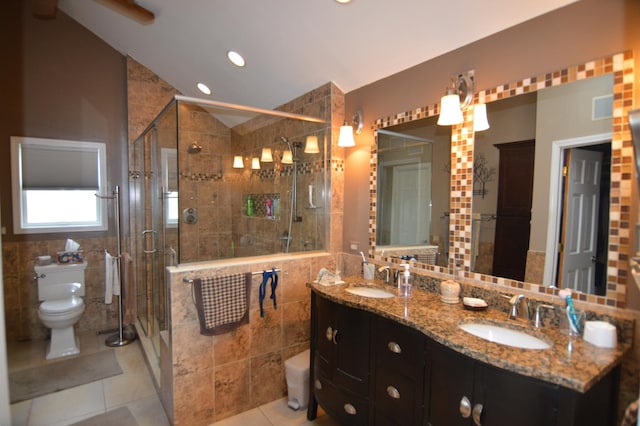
[193,273,251,336]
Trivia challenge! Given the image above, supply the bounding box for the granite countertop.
[309,276,630,393]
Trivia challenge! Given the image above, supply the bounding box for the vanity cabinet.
[308,291,619,426]
[426,341,618,426]
[310,292,372,424]
[372,316,425,425]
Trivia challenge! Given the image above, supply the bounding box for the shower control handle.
[142,229,157,254]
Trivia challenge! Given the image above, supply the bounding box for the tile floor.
[7,331,338,426]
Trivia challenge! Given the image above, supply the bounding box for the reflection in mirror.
[473,74,614,296]
[373,115,450,265]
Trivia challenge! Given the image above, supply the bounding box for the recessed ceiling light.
[197,83,211,95]
[335,0,352,3]
[227,50,246,67]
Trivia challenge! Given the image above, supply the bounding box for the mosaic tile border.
[369,51,634,308]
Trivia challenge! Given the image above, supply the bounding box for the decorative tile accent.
[370,51,634,309]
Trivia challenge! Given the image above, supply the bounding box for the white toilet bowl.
[38,295,85,359]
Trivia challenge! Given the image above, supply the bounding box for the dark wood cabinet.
[372,316,426,425]
[426,341,618,426]
[492,140,535,281]
[308,293,619,426]
[309,292,371,424]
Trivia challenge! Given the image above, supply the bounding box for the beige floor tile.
[123,394,171,426]
[211,407,272,426]
[9,400,31,426]
[103,368,157,408]
[259,398,311,425]
[27,381,105,426]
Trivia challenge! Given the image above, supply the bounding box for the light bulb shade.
[260,148,273,162]
[251,157,261,170]
[437,93,464,126]
[282,150,293,164]
[233,155,244,168]
[473,103,490,131]
[338,124,356,147]
[305,135,320,153]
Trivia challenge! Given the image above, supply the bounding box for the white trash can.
[284,349,310,410]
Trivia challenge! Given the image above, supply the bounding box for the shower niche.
[129,96,329,357]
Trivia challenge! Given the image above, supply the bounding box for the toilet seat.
[40,296,84,315]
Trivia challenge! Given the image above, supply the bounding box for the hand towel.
[193,273,251,336]
[104,251,120,304]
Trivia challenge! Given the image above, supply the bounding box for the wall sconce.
[251,157,261,170]
[473,103,490,131]
[233,155,244,169]
[338,111,363,147]
[260,148,273,162]
[305,135,320,153]
[281,150,294,164]
[437,71,475,126]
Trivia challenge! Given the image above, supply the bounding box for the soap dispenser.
[398,263,412,297]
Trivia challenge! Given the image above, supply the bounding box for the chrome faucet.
[506,294,530,321]
[377,266,391,283]
[534,304,555,329]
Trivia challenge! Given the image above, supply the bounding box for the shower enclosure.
[129,96,328,366]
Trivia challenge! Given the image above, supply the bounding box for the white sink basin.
[345,287,395,299]
[459,322,551,350]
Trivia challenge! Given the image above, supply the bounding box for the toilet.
[34,262,87,359]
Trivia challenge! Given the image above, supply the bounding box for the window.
[161,148,179,227]
[10,136,108,234]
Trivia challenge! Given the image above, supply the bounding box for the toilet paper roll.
[583,321,617,348]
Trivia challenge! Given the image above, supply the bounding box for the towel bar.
[183,268,282,284]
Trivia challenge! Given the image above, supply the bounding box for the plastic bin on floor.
[284,349,310,410]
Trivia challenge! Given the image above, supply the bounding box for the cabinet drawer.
[374,368,420,425]
[374,316,424,377]
[314,374,369,425]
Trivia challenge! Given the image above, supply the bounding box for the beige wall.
[0,2,129,341]
[344,0,640,266]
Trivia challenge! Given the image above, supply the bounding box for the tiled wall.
[2,236,120,341]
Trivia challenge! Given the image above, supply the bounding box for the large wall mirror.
[370,52,634,308]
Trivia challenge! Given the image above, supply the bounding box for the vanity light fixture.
[260,148,274,162]
[281,150,294,164]
[232,155,244,169]
[251,157,261,170]
[473,103,490,131]
[196,82,211,95]
[304,135,320,153]
[338,111,363,147]
[227,50,246,67]
[437,71,475,126]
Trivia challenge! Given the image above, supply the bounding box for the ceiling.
[58,0,578,112]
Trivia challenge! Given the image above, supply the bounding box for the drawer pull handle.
[472,403,483,425]
[325,326,333,342]
[387,341,402,354]
[459,396,471,418]
[314,379,322,390]
[344,403,357,415]
[386,385,400,399]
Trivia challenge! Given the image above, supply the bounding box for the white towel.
[105,251,120,304]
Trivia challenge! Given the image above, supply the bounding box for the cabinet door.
[313,293,335,378]
[475,364,559,426]
[426,343,475,426]
[333,302,371,395]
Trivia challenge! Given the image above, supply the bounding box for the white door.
[390,163,431,245]
[559,148,602,293]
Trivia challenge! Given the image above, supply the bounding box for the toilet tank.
[34,262,87,301]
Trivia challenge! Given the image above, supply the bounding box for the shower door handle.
[142,229,157,254]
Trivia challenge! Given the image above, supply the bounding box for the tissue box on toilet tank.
[57,250,84,264]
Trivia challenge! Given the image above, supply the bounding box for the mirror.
[370,51,633,307]
[373,115,450,265]
[473,74,614,296]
